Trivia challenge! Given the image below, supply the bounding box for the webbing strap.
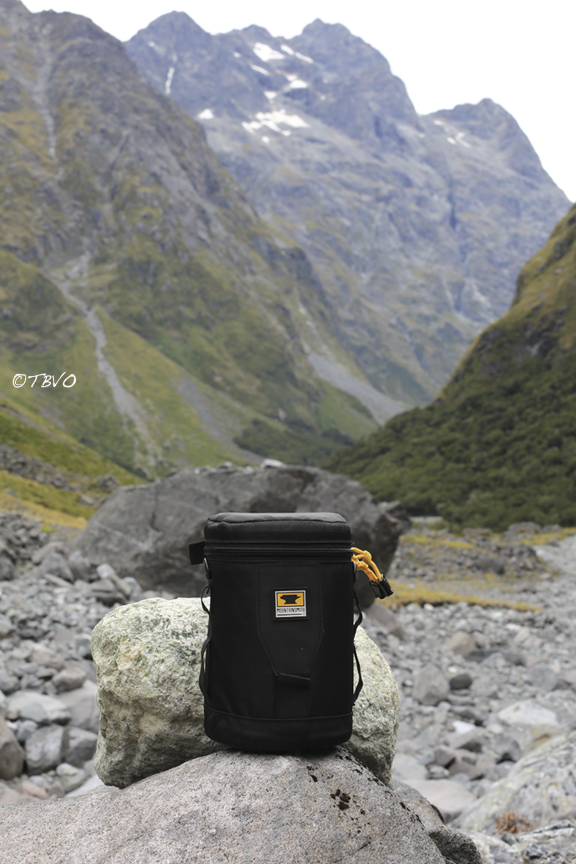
[198,582,211,701]
[352,588,363,705]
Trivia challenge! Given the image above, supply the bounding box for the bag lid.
[204,512,351,545]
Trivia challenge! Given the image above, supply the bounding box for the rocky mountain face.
[0,0,376,479]
[328,201,576,530]
[126,14,569,406]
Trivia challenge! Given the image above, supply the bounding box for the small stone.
[52,667,87,693]
[392,753,428,781]
[428,764,450,780]
[529,663,560,692]
[67,552,92,582]
[0,614,15,640]
[89,578,126,606]
[64,727,98,767]
[450,729,484,753]
[123,576,144,602]
[6,690,71,725]
[30,647,65,671]
[14,718,38,743]
[497,700,560,739]
[0,554,15,582]
[48,777,66,798]
[413,663,450,706]
[0,715,24,780]
[448,749,484,780]
[450,672,473,690]
[0,781,31,804]
[96,563,131,598]
[366,602,406,638]
[446,632,478,656]
[502,648,526,665]
[25,724,67,774]
[434,745,457,768]
[492,734,522,763]
[38,551,74,583]
[57,681,99,733]
[0,688,6,718]
[17,779,49,799]
[0,670,18,695]
[56,762,88,793]
[404,778,478,822]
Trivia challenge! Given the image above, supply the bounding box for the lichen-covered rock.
[92,598,399,789]
[0,749,446,864]
[92,598,223,788]
[343,624,399,786]
[456,730,576,834]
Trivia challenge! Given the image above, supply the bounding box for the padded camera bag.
[189,512,372,753]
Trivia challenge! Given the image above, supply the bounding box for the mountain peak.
[131,11,211,53]
[428,98,547,180]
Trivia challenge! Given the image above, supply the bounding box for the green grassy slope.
[327,203,576,530]
[0,1,378,474]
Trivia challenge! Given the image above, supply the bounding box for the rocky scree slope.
[328,202,576,530]
[126,14,569,410]
[0,0,374,477]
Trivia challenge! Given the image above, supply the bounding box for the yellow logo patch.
[275,590,307,618]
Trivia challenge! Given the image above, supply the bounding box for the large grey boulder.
[456,730,576,834]
[72,464,406,601]
[92,598,399,789]
[0,749,446,864]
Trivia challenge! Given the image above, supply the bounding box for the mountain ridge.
[126,13,569,406]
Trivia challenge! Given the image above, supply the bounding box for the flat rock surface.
[0,749,445,864]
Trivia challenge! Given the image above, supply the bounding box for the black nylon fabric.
[199,512,359,752]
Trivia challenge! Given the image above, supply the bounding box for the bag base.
[205,705,353,752]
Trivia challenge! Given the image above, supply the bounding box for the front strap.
[275,673,311,719]
[352,588,363,705]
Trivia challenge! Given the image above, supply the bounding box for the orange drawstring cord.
[351,547,383,585]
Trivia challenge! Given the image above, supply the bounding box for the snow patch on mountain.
[252,42,284,62]
[242,109,309,135]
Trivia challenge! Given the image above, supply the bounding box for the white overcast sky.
[24,0,576,202]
